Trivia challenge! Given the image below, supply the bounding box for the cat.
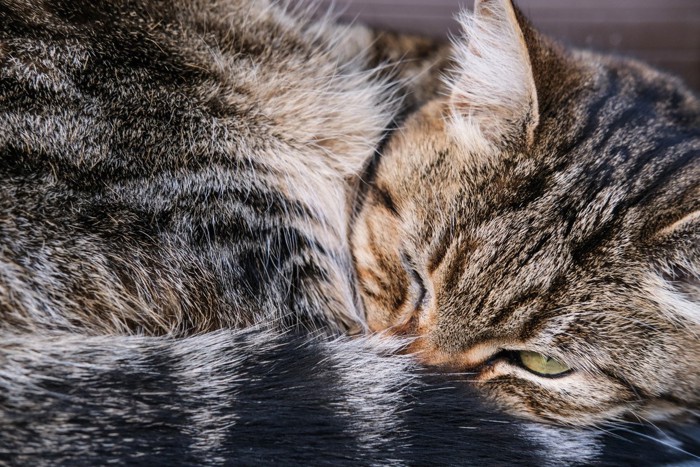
[0,0,698,462]
[0,0,402,336]
[352,0,700,426]
[0,0,450,336]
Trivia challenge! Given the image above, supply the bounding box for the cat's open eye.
[518,351,571,377]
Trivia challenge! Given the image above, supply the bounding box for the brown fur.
[0,0,448,337]
[1,0,697,428]
[352,0,700,425]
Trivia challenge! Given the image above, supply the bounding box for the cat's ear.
[448,0,539,149]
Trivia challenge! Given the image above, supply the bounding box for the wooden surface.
[315,0,700,91]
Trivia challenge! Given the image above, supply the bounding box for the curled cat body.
[0,0,698,462]
[0,0,450,335]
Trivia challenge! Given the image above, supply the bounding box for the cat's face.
[352,0,700,425]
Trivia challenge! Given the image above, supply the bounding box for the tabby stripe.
[440,244,471,293]
[556,69,619,158]
[488,289,539,331]
[571,139,696,263]
[427,227,456,274]
[518,233,552,268]
[625,144,698,209]
[373,185,400,217]
[517,307,566,343]
[570,221,618,263]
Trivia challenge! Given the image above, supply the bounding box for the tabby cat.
[0,0,698,463]
[352,0,700,426]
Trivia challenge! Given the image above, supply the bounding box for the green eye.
[518,351,571,377]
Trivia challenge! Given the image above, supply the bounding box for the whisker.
[613,427,700,459]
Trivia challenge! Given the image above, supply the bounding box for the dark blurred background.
[315,0,700,91]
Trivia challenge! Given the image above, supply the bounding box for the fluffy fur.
[1,329,698,465]
[0,0,405,335]
[353,0,699,425]
[0,0,698,461]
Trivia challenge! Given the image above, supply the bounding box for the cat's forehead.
[383,69,697,327]
[387,57,697,221]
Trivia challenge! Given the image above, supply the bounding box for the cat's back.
[1,0,387,178]
[0,0,391,334]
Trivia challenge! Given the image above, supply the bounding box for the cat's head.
[352,0,700,425]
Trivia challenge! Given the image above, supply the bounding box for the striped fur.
[0,0,404,335]
[2,328,698,465]
[353,0,700,425]
[0,0,698,461]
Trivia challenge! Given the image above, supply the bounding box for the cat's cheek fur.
[352,198,417,332]
[477,364,635,425]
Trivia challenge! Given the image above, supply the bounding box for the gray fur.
[0,0,698,462]
[0,0,401,335]
[2,329,698,465]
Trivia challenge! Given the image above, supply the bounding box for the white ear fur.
[448,0,539,150]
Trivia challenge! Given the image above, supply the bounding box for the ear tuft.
[448,0,539,150]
